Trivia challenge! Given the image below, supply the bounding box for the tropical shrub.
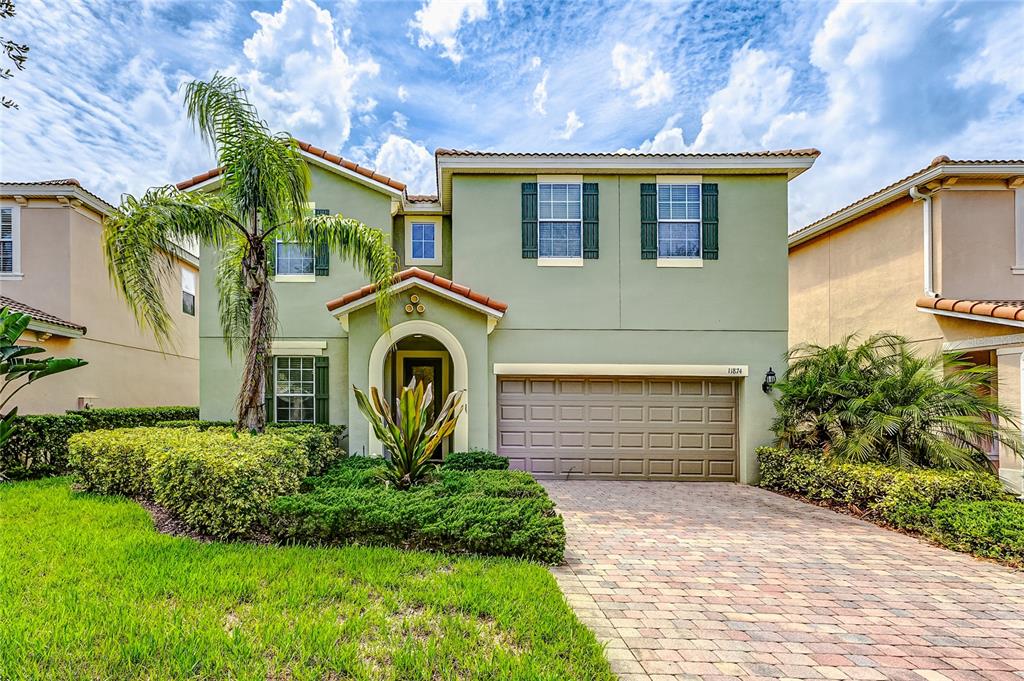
[272,457,565,563]
[1,406,198,480]
[928,500,1024,563]
[353,378,464,489]
[772,334,1023,469]
[0,306,86,459]
[68,426,344,538]
[442,449,509,472]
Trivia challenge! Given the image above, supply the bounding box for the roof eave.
[0,183,114,216]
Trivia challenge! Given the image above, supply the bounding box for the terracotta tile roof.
[1,178,115,213]
[0,296,87,334]
[406,194,440,203]
[2,178,82,187]
[435,148,821,159]
[791,156,1024,244]
[325,267,508,314]
[175,141,407,192]
[917,296,1024,323]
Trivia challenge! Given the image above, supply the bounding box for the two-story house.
[0,179,200,413]
[789,157,1024,492]
[187,143,819,483]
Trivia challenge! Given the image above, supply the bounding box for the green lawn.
[0,478,612,681]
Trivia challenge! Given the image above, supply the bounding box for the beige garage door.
[497,376,738,481]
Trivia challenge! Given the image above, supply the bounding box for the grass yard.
[0,478,613,681]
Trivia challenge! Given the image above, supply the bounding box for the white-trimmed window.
[404,216,442,266]
[657,184,701,259]
[181,268,196,316]
[538,182,582,259]
[274,356,315,423]
[1,204,21,276]
[275,241,314,276]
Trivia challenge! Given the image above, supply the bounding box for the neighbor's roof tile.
[916,296,1024,323]
[0,296,87,334]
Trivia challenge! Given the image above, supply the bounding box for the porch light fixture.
[762,367,776,394]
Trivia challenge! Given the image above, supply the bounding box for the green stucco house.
[183,142,819,484]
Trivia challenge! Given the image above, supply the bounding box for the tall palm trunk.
[236,237,275,431]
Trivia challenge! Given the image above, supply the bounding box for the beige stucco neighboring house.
[0,179,199,414]
[789,156,1024,492]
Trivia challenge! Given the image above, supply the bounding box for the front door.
[402,356,444,421]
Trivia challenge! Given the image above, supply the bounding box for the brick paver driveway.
[543,481,1024,681]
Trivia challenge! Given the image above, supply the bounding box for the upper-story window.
[181,268,196,316]
[657,184,701,259]
[276,241,314,275]
[538,183,582,259]
[404,216,442,266]
[0,205,21,277]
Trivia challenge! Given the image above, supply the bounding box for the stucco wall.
[997,348,1023,493]
[935,186,1019,299]
[1,202,73,318]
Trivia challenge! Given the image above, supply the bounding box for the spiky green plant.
[103,74,397,431]
[773,333,1023,470]
[353,378,464,489]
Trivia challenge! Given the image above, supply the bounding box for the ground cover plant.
[772,333,1023,469]
[272,456,565,563]
[0,478,612,680]
[758,446,1023,565]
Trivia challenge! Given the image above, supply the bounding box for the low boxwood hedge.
[1,407,198,481]
[271,457,565,563]
[758,446,1021,563]
[68,426,345,538]
[441,449,509,471]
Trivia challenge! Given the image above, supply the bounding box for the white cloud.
[238,0,379,149]
[391,111,409,130]
[611,43,673,108]
[409,0,488,64]
[558,110,583,140]
[397,85,409,102]
[530,55,542,69]
[532,69,549,115]
[619,114,686,154]
[372,134,436,195]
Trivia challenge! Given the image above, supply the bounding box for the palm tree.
[103,75,397,431]
[773,334,1023,470]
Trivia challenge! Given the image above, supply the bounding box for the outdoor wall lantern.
[762,367,777,394]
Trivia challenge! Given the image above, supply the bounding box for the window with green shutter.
[701,183,719,260]
[582,182,599,259]
[521,182,538,258]
[314,356,329,424]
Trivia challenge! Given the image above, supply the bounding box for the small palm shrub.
[353,378,463,489]
[772,334,1023,469]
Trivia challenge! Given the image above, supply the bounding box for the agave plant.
[0,307,87,449]
[773,333,1024,470]
[353,378,464,489]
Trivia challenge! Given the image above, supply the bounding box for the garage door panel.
[497,376,738,481]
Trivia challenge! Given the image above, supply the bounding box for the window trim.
[0,202,22,279]
[655,175,703,268]
[537,176,583,263]
[273,355,316,424]
[273,239,316,282]
[404,215,442,266]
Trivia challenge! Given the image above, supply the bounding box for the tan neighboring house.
[0,179,199,414]
[789,156,1024,492]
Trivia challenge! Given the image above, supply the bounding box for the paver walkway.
[543,481,1024,681]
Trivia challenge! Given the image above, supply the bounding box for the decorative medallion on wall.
[404,293,426,315]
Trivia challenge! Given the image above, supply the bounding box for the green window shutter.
[267,240,277,276]
[314,355,329,424]
[314,208,330,276]
[521,182,538,259]
[701,183,719,261]
[582,182,599,259]
[264,358,275,423]
[640,183,657,260]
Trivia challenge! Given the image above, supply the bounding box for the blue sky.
[1,0,1021,228]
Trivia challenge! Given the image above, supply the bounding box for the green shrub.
[928,500,1024,563]
[442,450,509,472]
[271,458,565,563]
[68,427,330,538]
[1,407,198,480]
[757,447,1007,529]
[1,414,88,480]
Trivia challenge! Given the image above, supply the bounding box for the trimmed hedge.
[68,426,345,538]
[441,450,509,472]
[271,457,565,563]
[929,501,1024,563]
[1,407,198,481]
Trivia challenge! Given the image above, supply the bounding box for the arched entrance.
[366,319,469,452]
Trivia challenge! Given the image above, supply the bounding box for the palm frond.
[215,235,251,358]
